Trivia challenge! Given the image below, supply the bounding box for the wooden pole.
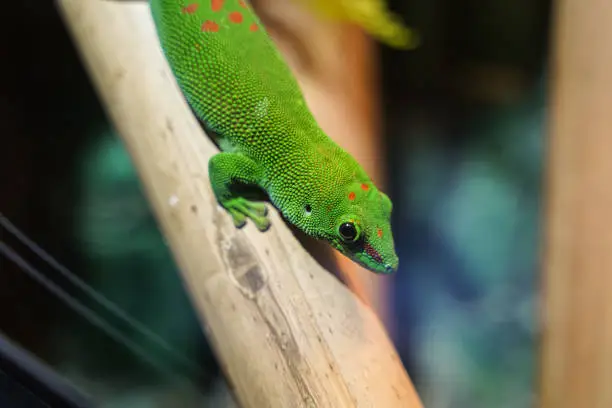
[539,0,612,407]
[56,1,423,407]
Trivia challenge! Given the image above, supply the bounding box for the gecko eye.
[304,204,312,215]
[339,222,358,242]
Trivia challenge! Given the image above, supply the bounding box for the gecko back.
[150,0,321,155]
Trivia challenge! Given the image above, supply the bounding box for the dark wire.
[0,212,203,377]
[0,241,194,387]
[0,211,211,390]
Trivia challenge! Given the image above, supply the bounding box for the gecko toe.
[249,202,268,217]
[251,215,270,232]
[223,198,270,231]
[227,208,247,228]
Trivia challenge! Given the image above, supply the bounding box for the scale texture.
[150,0,399,273]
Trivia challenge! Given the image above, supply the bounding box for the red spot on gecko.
[348,192,356,201]
[201,20,219,32]
[377,228,383,238]
[364,242,383,263]
[182,3,199,13]
[249,23,258,32]
[229,11,243,23]
[211,0,224,11]
[239,0,247,8]
[361,183,369,191]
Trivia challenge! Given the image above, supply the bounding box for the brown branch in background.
[539,0,612,407]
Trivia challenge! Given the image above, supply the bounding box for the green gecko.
[150,0,399,274]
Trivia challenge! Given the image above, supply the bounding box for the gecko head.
[309,181,399,274]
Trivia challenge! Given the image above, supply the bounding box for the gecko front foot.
[209,152,270,232]
[223,197,270,231]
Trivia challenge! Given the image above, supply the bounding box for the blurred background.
[0,0,551,406]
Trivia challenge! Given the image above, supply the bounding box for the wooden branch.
[55,1,423,407]
[539,0,612,407]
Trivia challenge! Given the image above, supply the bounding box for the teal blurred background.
[0,0,550,406]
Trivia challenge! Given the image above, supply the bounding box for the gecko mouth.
[334,239,397,274]
[363,242,383,263]
[362,241,397,274]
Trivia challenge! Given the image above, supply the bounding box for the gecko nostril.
[384,264,396,274]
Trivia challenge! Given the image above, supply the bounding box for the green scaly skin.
[150,0,399,274]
